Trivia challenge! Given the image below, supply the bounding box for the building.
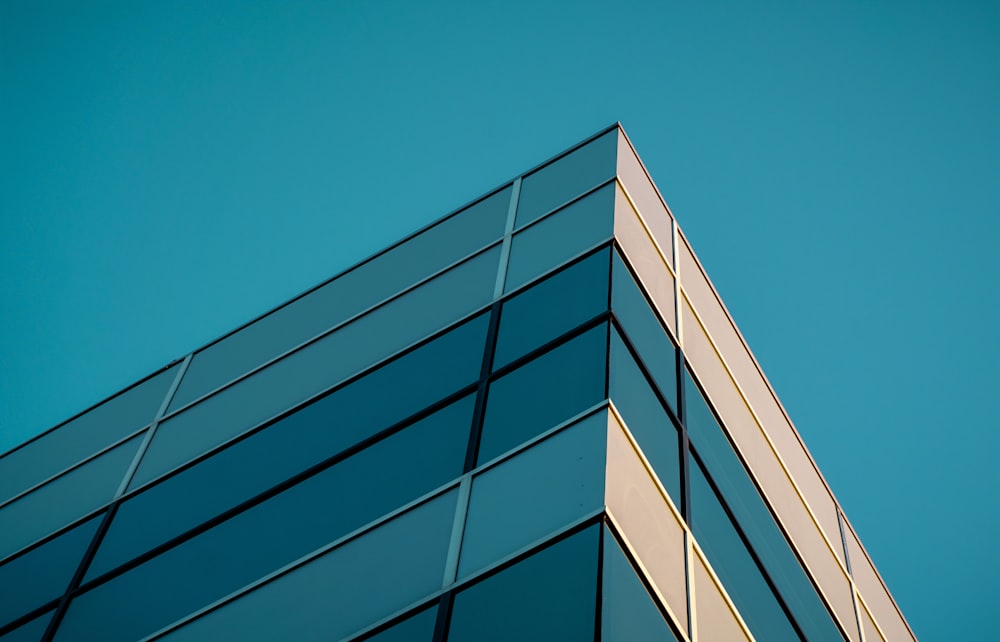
[0,125,915,641]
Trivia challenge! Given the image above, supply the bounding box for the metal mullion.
[487,311,610,382]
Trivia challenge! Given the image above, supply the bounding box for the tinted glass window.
[612,251,677,410]
[0,515,100,629]
[172,187,510,411]
[478,323,607,464]
[609,330,681,503]
[134,249,497,488]
[505,184,614,293]
[0,435,139,560]
[358,604,437,642]
[601,528,679,642]
[60,409,470,642]
[0,609,54,642]
[459,413,606,577]
[684,372,843,641]
[447,526,599,642]
[515,130,617,228]
[494,248,609,369]
[0,365,174,504]
[90,317,484,579]
[689,458,800,642]
[151,491,458,642]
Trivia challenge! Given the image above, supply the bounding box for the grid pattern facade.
[0,126,915,642]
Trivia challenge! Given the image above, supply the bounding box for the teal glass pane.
[90,316,484,579]
[172,186,510,411]
[494,248,610,370]
[684,372,843,641]
[478,323,607,464]
[0,609,54,642]
[515,129,617,228]
[689,458,801,642]
[504,184,614,293]
[448,525,600,642]
[601,528,680,642]
[609,330,681,504]
[611,250,677,411]
[358,604,437,642]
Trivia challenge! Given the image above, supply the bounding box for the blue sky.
[2,1,997,638]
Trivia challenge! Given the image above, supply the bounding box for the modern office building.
[0,125,915,641]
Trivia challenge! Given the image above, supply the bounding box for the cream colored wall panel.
[845,520,916,642]
[615,132,674,267]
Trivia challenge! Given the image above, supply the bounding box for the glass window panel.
[685,371,843,641]
[612,250,677,410]
[59,413,469,642]
[0,609,54,642]
[515,130,618,228]
[691,547,751,642]
[0,515,100,628]
[609,330,681,504]
[448,525,599,642]
[358,604,437,642]
[172,187,510,410]
[0,435,139,560]
[689,458,801,642]
[504,184,615,293]
[477,323,607,464]
[604,414,687,632]
[601,529,680,642]
[90,322,482,579]
[0,365,174,504]
[135,247,498,488]
[87,390,475,580]
[493,248,610,370]
[152,491,458,642]
[459,413,606,577]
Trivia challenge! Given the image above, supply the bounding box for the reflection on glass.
[601,528,679,642]
[478,323,607,464]
[609,330,681,503]
[689,458,801,641]
[515,129,617,228]
[504,184,614,293]
[448,526,599,642]
[358,604,437,642]
[494,248,610,369]
[685,370,843,641]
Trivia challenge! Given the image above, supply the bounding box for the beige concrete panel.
[844,520,916,642]
[605,411,688,633]
[691,545,752,642]
[681,301,859,641]
[858,593,887,642]
[615,131,674,267]
[613,183,677,338]
[676,234,844,565]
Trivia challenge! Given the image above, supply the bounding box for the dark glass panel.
[504,184,615,293]
[493,248,610,370]
[0,609,54,642]
[458,412,606,577]
[477,323,607,464]
[447,525,599,642]
[90,316,484,579]
[601,528,680,642]
[172,187,510,411]
[145,491,458,642]
[611,251,678,411]
[358,604,437,642]
[134,246,498,488]
[0,365,174,504]
[689,459,801,642]
[609,330,681,504]
[515,130,618,228]
[0,435,140,560]
[685,372,844,641]
[58,408,470,642]
[0,515,100,628]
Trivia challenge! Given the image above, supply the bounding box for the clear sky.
[2,1,997,638]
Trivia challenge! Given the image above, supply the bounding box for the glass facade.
[0,126,915,642]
